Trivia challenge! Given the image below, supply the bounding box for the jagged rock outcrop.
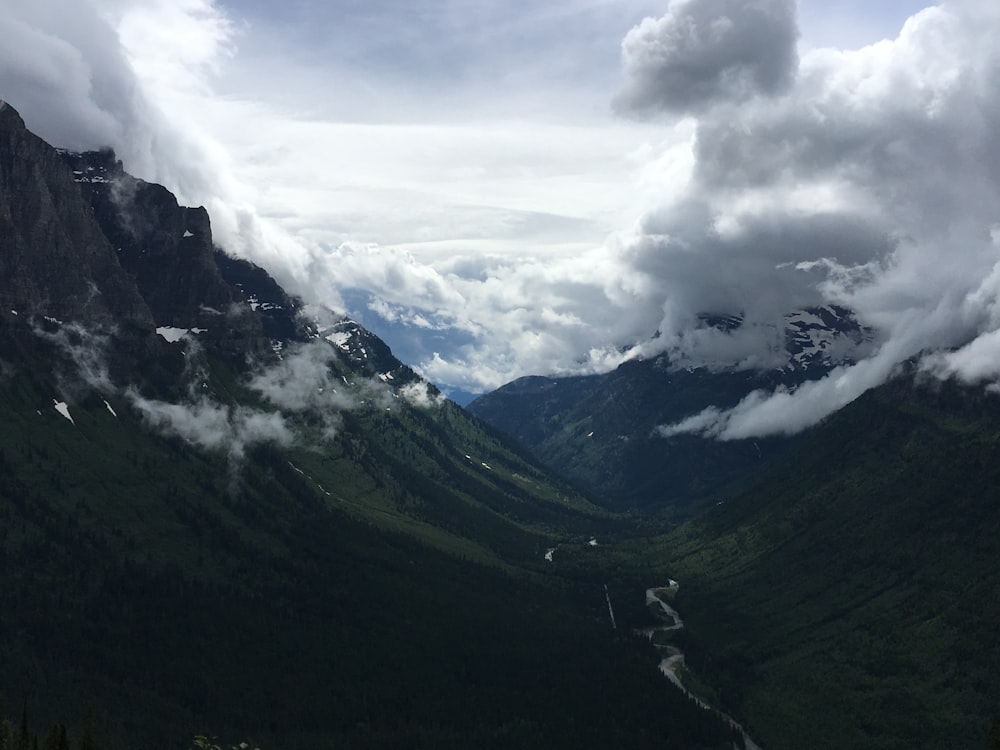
[60,147,303,362]
[0,101,152,328]
[0,100,312,370]
[60,148,234,329]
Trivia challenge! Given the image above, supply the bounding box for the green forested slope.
[0,100,741,750]
[607,376,1000,749]
[0,291,733,750]
[468,362,790,517]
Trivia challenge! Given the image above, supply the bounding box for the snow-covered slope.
[784,306,872,371]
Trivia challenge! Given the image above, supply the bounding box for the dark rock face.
[0,100,312,370]
[61,148,234,330]
[213,248,302,344]
[0,102,152,328]
[59,135,309,364]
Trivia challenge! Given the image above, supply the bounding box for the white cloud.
[34,322,115,393]
[9,0,1000,430]
[246,340,361,437]
[628,0,1000,438]
[399,381,446,409]
[614,0,799,116]
[128,391,293,459]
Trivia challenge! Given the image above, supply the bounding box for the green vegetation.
[587,375,1000,749]
[467,363,792,517]
[0,319,737,749]
[14,111,1000,749]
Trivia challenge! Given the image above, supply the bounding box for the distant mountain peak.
[666,305,872,374]
[784,305,872,371]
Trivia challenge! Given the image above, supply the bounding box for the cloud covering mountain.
[643,0,1000,438]
[4,0,1000,438]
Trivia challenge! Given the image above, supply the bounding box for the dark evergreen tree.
[15,705,29,750]
[40,725,68,750]
[77,714,97,750]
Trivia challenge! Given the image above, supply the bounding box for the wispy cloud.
[399,381,446,409]
[128,391,294,459]
[33,321,115,394]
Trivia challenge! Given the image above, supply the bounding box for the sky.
[4,0,1000,438]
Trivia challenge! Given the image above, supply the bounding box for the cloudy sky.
[4,0,1000,436]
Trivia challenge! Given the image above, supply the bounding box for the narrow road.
[645,584,762,750]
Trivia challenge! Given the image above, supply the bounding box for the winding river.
[644,583,762,750]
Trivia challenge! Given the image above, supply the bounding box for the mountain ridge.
[0,100,744,749]
[467,304,873,516]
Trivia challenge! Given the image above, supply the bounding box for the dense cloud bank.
[643,1,1000,438]
[615,0,799,116]
[6,1,1000,437]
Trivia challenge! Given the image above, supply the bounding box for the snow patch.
[53,400,74,425]
[183,230,194,238]
[786,311,825,328]
[103,400,118,418]
[325,331,351,349]
[156,327,188,343]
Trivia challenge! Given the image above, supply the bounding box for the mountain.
[468,268,1000,745]
[0,102,738,749]
[619,372,1000,749]
[467,306,869,516]
[499,367,1000,749]
[0,103,150,328]
[13,93,996,750]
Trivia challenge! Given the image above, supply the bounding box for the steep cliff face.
[59,147,300,363]
[60,148,233,328]
[0,101,152,328]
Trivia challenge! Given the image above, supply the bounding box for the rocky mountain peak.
[60,149,234,331]
[0,101,414,382]
[685,305,872,373]
[57,142,318,365]
[0,102,153,328]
